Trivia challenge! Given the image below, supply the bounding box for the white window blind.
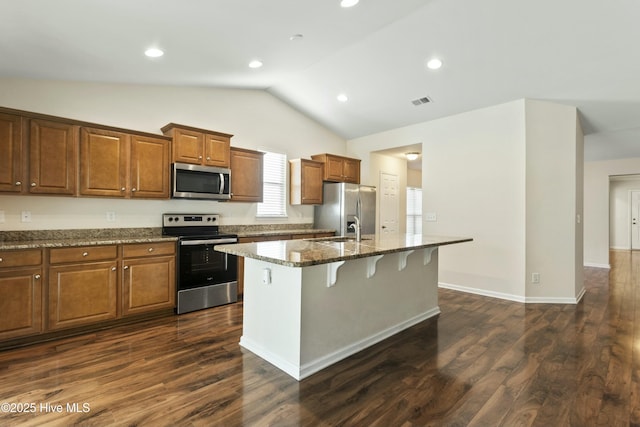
[406,187,422,234]
[257,151,287,217]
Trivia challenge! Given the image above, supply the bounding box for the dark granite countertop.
[0,228,177,251]
[214,234,473,267]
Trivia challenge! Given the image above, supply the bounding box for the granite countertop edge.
[0,236,178,250]
[235,229,335,238]
[215,236,473,268]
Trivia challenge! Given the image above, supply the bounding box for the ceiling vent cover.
[411,96,432,106]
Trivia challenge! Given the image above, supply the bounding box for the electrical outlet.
[262,268,272,285]
[425,212,437,222]
[21,211,31,222]
[106,211,116,222]
[531,272,540,284]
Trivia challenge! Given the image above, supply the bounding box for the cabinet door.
[324,155,345,182]
[48,261,118,330]
[29,119,78,195]
[204,133,230,167]
[0,267,42,340]
[0,113,25,193]
[173,128,204,164]
[122,256,175,316]
[301,160,324,204]
[230,148,264,202]
[342,158,361,184]
[130,135,171,199]
[80,127,129,197]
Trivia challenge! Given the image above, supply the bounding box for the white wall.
[350,99,583,303]
[0,78,347,230]
[524,100,583,301]
[584,157,640,268]
[350,100,528,300]
[407,169,422,188]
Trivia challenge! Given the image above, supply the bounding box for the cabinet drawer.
[0,249,42,268]
[50,245,117,264]
[122,242,175,258]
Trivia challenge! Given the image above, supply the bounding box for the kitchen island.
[215,234,472,380]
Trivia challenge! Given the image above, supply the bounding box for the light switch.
[425,212,437,222]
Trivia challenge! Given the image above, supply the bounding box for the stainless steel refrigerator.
[314,182,376,237]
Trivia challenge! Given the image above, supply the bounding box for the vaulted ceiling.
[2,0,638,161]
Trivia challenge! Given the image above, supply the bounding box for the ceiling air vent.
[411,96,432,106]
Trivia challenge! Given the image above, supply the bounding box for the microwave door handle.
[219,173,224,194]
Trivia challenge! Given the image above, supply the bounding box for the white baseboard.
[439,282,585,304]
[438,282,525,303]
[584,262,611,269]
[240,307,441,381]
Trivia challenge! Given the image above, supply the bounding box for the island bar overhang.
[215,235,472,380]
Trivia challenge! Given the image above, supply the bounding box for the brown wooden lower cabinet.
[122,242,175,317]
[48,260,118,330]
[0,248,43,340]
[0,242,177,347]
[236,232,334,297]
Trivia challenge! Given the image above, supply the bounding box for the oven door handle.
[180,238,238,246]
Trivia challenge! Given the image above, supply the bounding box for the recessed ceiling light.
[337,93,349,103]
[426,58,443,70]
[249,60,263,69]
[144,48,164,58]
[341,0,359,7]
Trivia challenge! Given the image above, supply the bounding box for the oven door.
[178,237,238,290]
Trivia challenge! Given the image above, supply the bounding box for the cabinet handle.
[206,156,211,160]
[132,188,137,192]
[0,258,3,262]
[121,187,126,191]
[124,266,129,270]
[148,247,154,252]
[34,274,41,280]
[30,182,36,187]
[82,252,89,257]
[111,267,117,271]
[15,181,21,186]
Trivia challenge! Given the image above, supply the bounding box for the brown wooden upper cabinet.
[289,158,324,205]
[161,123,231,168]
[0,112,26,193]
[230,147,264,202]
[311,153,361,184]
[80,127,171,199]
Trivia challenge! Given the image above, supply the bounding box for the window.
[257,151,287,217]
[406,187,422,234]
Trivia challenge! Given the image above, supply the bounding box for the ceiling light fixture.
[289,34,304,41]
[426,58,443,70]
[340,0,359,7]
[248,60,263,69]
[144,48,164,58]
[337,93,348,103]
[405,152,420,161]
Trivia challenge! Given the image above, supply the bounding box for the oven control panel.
[163,214,220,227]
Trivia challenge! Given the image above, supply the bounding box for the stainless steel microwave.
[172,162,231,200]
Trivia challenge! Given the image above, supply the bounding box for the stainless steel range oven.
[162,213,238,314]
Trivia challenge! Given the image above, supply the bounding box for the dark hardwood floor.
[0,251,636,426]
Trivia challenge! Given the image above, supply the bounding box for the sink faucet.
[349,216,362,242]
